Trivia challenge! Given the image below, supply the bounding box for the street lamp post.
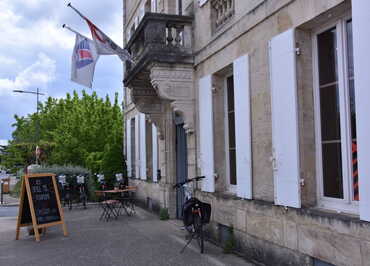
[13,88,45,164]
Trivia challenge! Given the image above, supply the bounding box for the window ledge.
[301,206,364,225]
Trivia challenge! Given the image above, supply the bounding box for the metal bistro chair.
[117,186,136,216]
[95,191,120,221]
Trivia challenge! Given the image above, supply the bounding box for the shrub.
[223,226,237,253]
[10,179,22,198]
[28,164,94,200]
[159,207,170,220]
[87,174,99,202]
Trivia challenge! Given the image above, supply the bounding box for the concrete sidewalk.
[0,206,256,266]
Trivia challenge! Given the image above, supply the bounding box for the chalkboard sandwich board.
[16,173,68,242]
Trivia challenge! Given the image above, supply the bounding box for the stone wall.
[194,0,348,202]
[129,179,164,213]
[197,192,370,266]
[123,1,370,265]
[190,0,369,265]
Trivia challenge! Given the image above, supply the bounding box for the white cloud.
[0,0,124,140]
[0,55,17,66]
[0,53,56,95]
[0,4,74,51]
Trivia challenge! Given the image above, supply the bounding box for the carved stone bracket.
[150,64,195,133]
[128,87,167,139]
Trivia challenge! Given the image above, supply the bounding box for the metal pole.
[0,181,3,205]
[13,89,45,164]
[36,88,39,164]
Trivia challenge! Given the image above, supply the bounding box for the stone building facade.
[123,0,370,265]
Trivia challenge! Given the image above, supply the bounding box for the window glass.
[346,20,359,201]
[317,27,344,199]
[226,75,236,186]
[318,27,338,85]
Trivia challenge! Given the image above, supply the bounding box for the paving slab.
[0,206,255,266]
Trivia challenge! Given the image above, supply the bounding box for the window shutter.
[151,0,157,12]
[233,55,252,199]
[139,113,147,180]
[269,29,301,208]
[199,75,215,192]
[152,124,158,182]
[198,0,208,7]
[135,114,140,179]
[139,5,145,21]
[126,119,132,177]
[135,16,139,29]
[352,1,370,222]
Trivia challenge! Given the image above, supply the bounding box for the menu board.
[16,173,68,242]
[19,188,32,225]
[28,176,61,224]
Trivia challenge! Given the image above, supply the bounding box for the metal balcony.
[124,12,193,86]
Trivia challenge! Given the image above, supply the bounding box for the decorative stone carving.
[211,0,235,31]
[150,64,195,133]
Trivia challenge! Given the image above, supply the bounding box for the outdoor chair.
[95,191,120,221]
[117,187,136,216]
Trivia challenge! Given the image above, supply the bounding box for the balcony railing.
[124,13,193,85]
[211,0,234,32]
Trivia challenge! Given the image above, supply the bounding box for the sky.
[0,0,124,141]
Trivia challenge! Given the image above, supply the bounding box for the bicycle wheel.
[193,214,204,253]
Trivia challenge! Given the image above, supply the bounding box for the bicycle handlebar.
[173,176,205,189]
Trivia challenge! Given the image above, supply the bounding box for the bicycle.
[173,176,211,254]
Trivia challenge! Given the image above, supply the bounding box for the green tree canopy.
[1,90,125,184]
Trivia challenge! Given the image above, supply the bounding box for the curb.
[0,203,19,207]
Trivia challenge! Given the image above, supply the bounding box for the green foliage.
[29,164,98,200]
[1,90,126,183]
[223,226,237,253]
[159,207,170,220]
[10,179,22,198]
[28,164,90,176]
[87,174,99,202]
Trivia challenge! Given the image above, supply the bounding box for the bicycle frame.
[173,176,206,253]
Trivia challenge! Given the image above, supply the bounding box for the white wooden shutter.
[151,0,157,12]
[126,119,132,177]
[199,75,215,192]
[352,1,370,222]
[198,0,208,7]
[139,113,147,180]
[139,5,145,21]
[233,55,252,199]
[152,124,158,182]
[135,114,140,179]
[135,16,139,29]
[269,29,301,208]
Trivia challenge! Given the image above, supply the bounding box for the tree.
[4,90,125,182]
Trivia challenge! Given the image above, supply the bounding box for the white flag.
[68,3,134,63]
[71,33,99,88]
[85,19,133,62]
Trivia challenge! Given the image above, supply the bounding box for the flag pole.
[62,24,80,36]
[67,2,88,21]
[62,24,91,40]
[66,2,134,63]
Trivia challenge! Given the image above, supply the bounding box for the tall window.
[225,75,236,190]
[146,120,153,181]
[315,17,357,212]
[130,118,136,177]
